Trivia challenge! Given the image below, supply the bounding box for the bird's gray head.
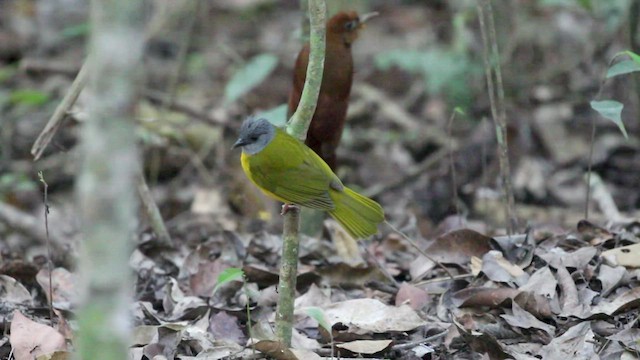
[232,117,276,155]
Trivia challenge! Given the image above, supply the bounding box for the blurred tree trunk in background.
[75,0,144,358]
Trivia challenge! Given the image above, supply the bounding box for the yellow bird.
[233,117,384,239]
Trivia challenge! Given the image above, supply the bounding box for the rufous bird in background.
[288,11,377,170]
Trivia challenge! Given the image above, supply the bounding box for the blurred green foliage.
[224,53,279,105]
[374,13,480,109]
[0,173,37,200]
[61,22,91,39]
[592,50,640,140]
[258,103,288,128]
[9,89,50,107]
[214,267,244,295]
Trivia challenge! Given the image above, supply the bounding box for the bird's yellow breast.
[241,149,293,204]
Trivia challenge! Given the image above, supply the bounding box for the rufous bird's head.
[327,11,378,47]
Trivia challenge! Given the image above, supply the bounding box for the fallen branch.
[31,61,89,161]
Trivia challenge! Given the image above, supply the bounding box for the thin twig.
[447,110,461,223]
[136,172,173,247]
[476,0,516,235]
[585,116,596,220]
[584,56,616,220]
[38,171,54,324]
[413,273,475,287]
[31,60,89,161]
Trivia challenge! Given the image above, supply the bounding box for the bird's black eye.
[250,135,259,141]
[344,20,358,31]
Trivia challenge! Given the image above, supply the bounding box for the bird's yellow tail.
[328,187,384,239]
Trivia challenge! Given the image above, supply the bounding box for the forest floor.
[1,1,640,359]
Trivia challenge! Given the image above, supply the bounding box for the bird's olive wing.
[248,154,335,210]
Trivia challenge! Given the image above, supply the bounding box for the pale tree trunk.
[75,0,144,358]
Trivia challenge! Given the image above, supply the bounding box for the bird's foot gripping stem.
[281,203,300,216]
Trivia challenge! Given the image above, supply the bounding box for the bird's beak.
[232,138,247,149]
[359,11,379,25]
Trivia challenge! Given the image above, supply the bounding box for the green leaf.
[590,100,627,139]
[213,268,244,295]
[304,307,331,332]
[224,54,278,105]
[257,104,288,128]
[61,22,90,39]
[606,59,640,78]
[9,89,50,106]
[576,0,592,11]
[625,50,640,66]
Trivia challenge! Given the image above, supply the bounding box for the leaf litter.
[1,2,640,359]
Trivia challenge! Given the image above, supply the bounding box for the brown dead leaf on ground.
[592,287,640,316]
[424,229,492,265]
[35,268,78,310]
[0,275,32,306]
[321,298,425,335]
[500,301,555,340]
[10,311,66,360]
[538,322,597,359]
[451,287,520,308]
[602,243,640,268]
[395,282,431,310]
[480,250,529,286]
[336,339,393,356]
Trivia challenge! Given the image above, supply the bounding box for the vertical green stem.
[276,0,326,347]
[76,0,144,359]
[275,206,301,345]
[287,0,326,141]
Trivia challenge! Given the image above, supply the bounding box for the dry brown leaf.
[189,259,229,297]
[254,340,298,360]
[597,264,626,297]
[294,283,331,309]
[577,219,614,245]
[538,322,596,359]
[592,287,640,316]
[316,263,387,287]
[607,328,640,352]
[163,278,208,321]
[132,325,159,346]
[513,291,554,319]
[518,266,557,298]
[208,311,245,345]
[35,268,78,310]
[322,298,425,334]
[336,339,393,354]
[481,250,529,286]
[555,266,589,318]
[0,275,32,305]
[500,301,555,337]
[451,287,520,308]
[602,243,640,268]
[289,349,322,360]
[425,229,492,265]
[395,282,431,310]
[10,311,66,360]
[539,247,597,269]
[326,220,365,267]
